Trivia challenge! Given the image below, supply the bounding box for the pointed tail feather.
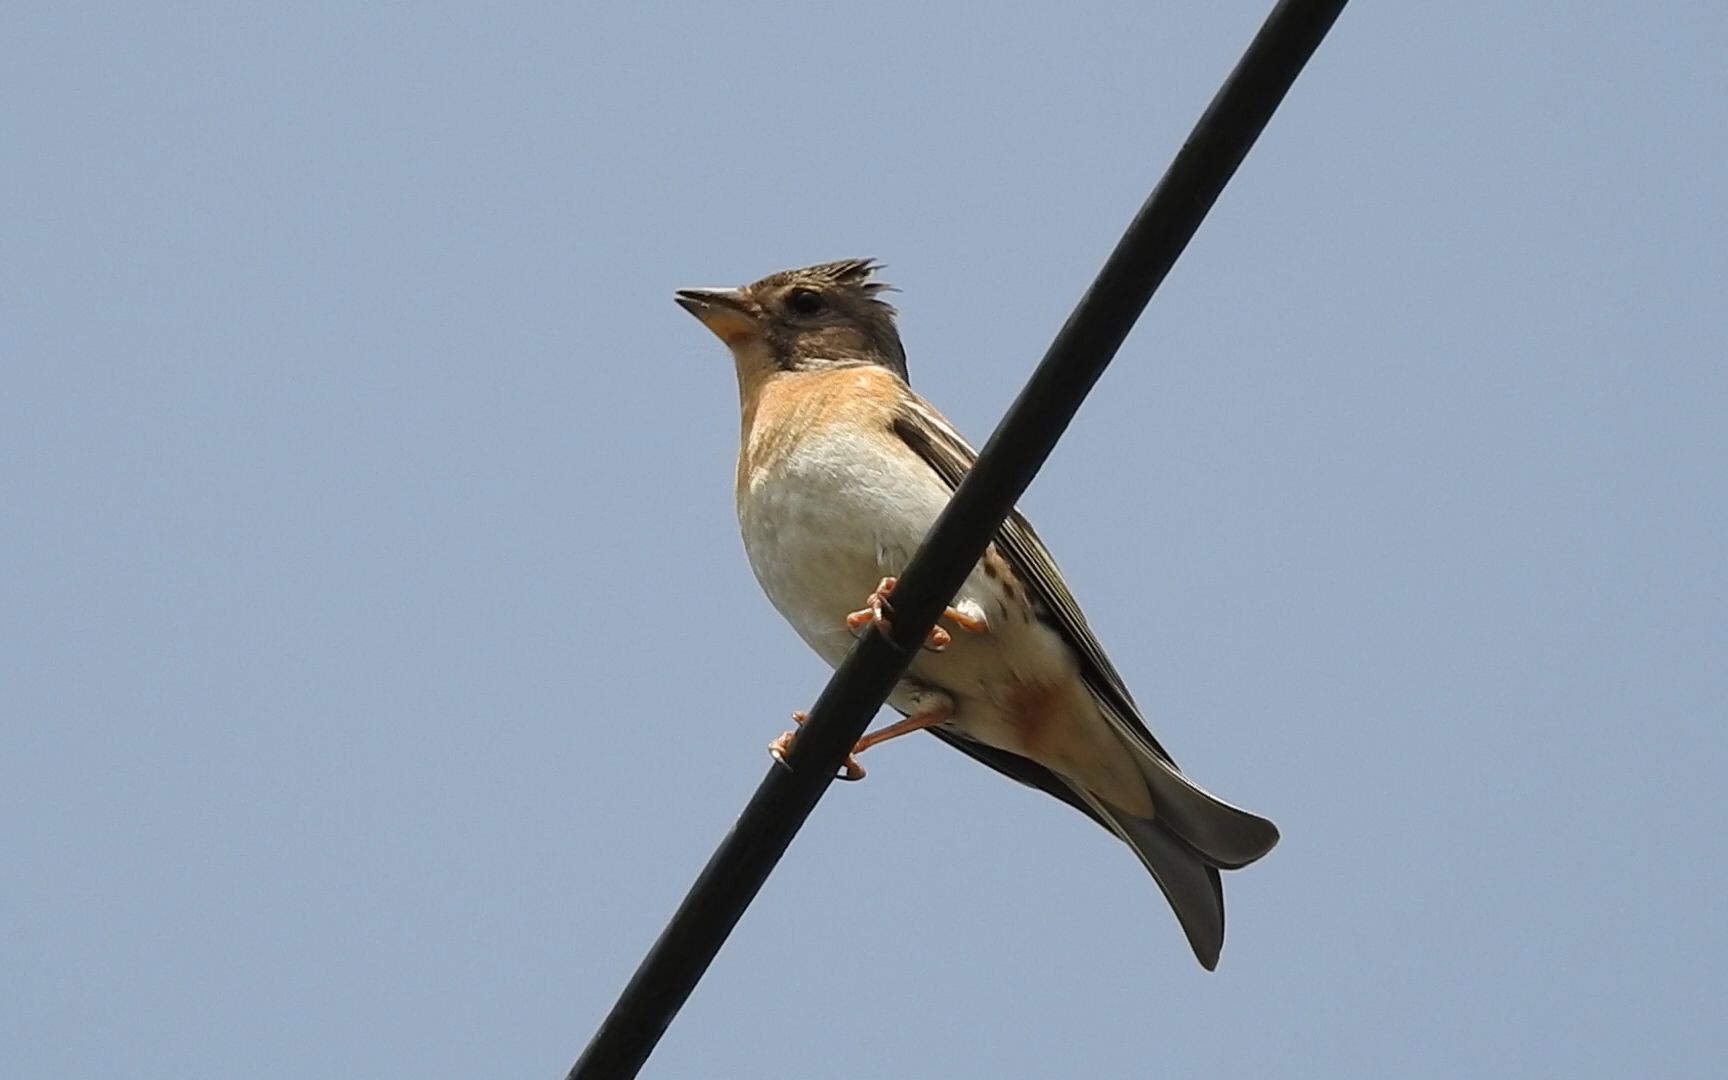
[1078,789,1227,970]
[1133,753,1280,871]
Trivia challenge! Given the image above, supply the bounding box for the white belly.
[736,426,1150,813]
[739,426,944,663]
[738,429,1078,739]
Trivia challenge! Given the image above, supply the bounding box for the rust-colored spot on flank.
[1004,680,1066,758]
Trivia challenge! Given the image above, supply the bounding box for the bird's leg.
[845,576,989,651]
[768,697,954,782]
[769,710,866,782]
[850,701,954,758]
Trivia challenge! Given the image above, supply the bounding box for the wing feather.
[891,397,1181,768]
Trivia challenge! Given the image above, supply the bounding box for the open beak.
[675,287,759,345]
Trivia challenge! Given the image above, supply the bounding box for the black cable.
[569,2,1348,1075]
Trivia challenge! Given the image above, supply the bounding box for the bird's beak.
[675,287,760,345]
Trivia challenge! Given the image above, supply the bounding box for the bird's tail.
[1077,789,1228,970]
[1073,741,1278,970]
[1132,748,1280,871]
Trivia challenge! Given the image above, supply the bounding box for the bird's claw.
[845,576,979,652]
[769,710,866,781]
[844,576,900,640]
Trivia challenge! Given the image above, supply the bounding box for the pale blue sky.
[4,3,1724,1078]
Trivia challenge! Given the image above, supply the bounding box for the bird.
[675,258,1278,969]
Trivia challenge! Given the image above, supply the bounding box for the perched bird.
[675,259,1278,969]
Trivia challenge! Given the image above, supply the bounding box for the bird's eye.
[787,288,825,315]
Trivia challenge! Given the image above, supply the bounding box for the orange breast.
[735,364,908,504]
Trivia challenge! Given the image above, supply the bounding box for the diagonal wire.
[569,2,1348,1076]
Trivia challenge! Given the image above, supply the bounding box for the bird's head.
[676,259,908,381]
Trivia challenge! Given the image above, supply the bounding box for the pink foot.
[768,710,866,781]
[845,577,984,651]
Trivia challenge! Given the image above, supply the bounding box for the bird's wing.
[890,394,1181,769]
[923,726,1109,827]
